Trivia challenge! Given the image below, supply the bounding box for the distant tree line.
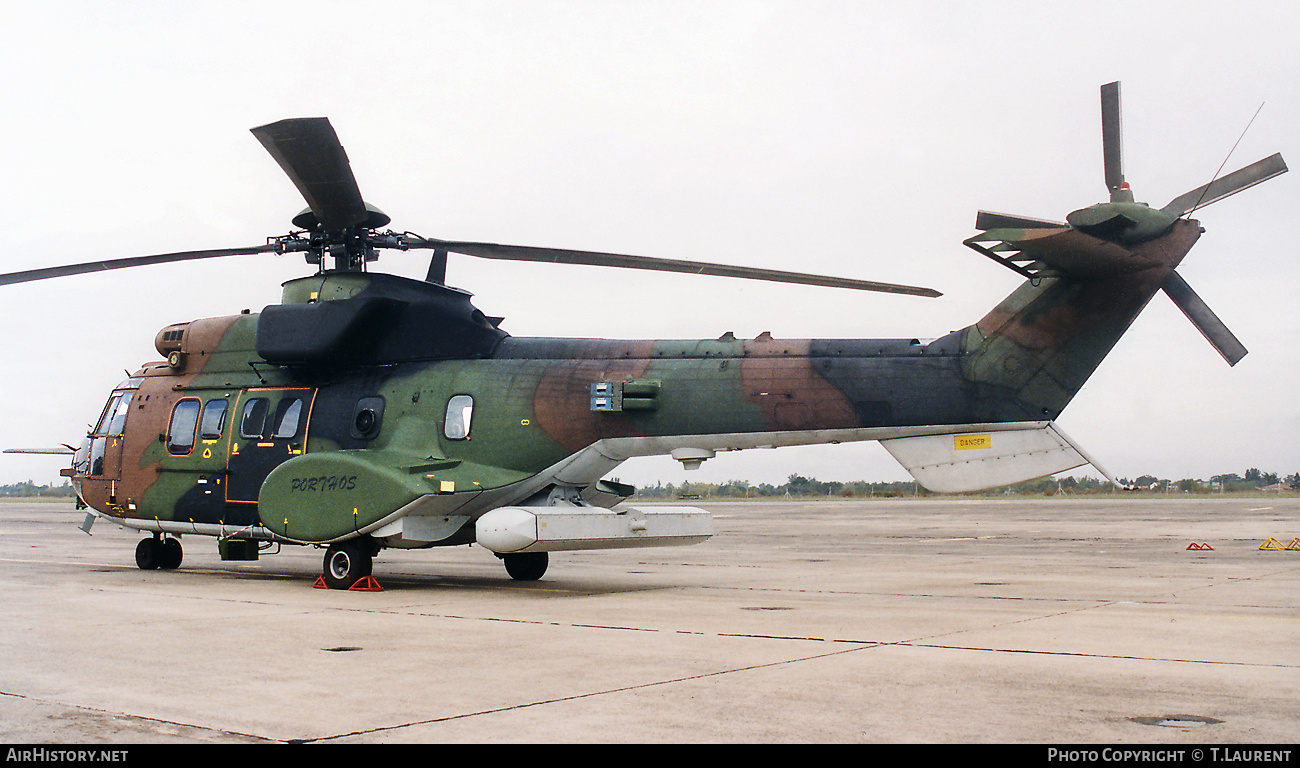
[3,469,1296,502]
[0,481,76,498]
[633,469,1299,499]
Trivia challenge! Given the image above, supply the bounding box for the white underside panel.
[352,420,1113,547]
[880,422,1110,493]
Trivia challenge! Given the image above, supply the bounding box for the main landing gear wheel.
[322,540,373,590]
[135,536,183,570]
[160,537,183,569]
[502,551,548,581]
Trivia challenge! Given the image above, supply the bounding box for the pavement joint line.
[312,607,882,643]
[300,642,877,743]
[895,642,1300,669]
[0,689,272,744]
[299,626,1300,742]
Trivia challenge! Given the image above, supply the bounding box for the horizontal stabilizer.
[964,227,1156,280]
[880,422,1113,493]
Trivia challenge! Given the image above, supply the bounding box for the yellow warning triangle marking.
[1259,537,1284,550]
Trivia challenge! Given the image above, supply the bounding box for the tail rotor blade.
[1101,81,1125,195]
[975,210,1066,231]
[1160,153,1289,218]
[1162,270,1248,366]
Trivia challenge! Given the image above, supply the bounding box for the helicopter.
[1,82,1286,589]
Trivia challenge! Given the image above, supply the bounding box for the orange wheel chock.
[311,574,384,591]
[348,576,384,592]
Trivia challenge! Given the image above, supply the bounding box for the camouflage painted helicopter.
[2,82,1287,588]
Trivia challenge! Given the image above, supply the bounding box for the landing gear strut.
[135,535,183,570]
[321,539,374,590]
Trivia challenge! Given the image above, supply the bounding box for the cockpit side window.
[88,439,107,476]
[95,392,132,436]
[166,399,201,456]
[107,394,132,435]
[87,382,140,477]
[94,395,120,435]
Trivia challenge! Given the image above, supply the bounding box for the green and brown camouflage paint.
[70,219,1202,543]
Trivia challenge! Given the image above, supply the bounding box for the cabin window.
[240,398,269,439]
[444,394,474,440]
[166,399,201,455]
[272,398,303,439]
[200,399,228,440]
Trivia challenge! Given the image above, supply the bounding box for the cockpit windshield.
[87,379,142,477]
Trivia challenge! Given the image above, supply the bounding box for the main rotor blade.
[1160,153,1288,218]
[411,238,941,297]
[1162,270,1247,366]
[0,245,278,287]
[251,118,368,232]
[1101,81,1125,194]
[3,447,74,455]
[975,210,1066,231]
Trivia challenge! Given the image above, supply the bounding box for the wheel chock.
[1287,539,1300,551]
[1259,538,1285,551]
[311,575,384,591]
[348,576,384,592]
[1185,542,1214,551]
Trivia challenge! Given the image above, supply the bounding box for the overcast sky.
[1,1,1296,488]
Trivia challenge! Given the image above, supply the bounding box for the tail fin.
[959,218,1202,421]
[882,82,1286,493]
[963,81,1286,393]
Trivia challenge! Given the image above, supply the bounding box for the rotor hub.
[1065,200,1177,245]
[291,203,391,232]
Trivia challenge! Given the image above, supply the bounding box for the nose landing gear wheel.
[322,540,373,590]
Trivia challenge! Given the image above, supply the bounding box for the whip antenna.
[1187,102,1265,218]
